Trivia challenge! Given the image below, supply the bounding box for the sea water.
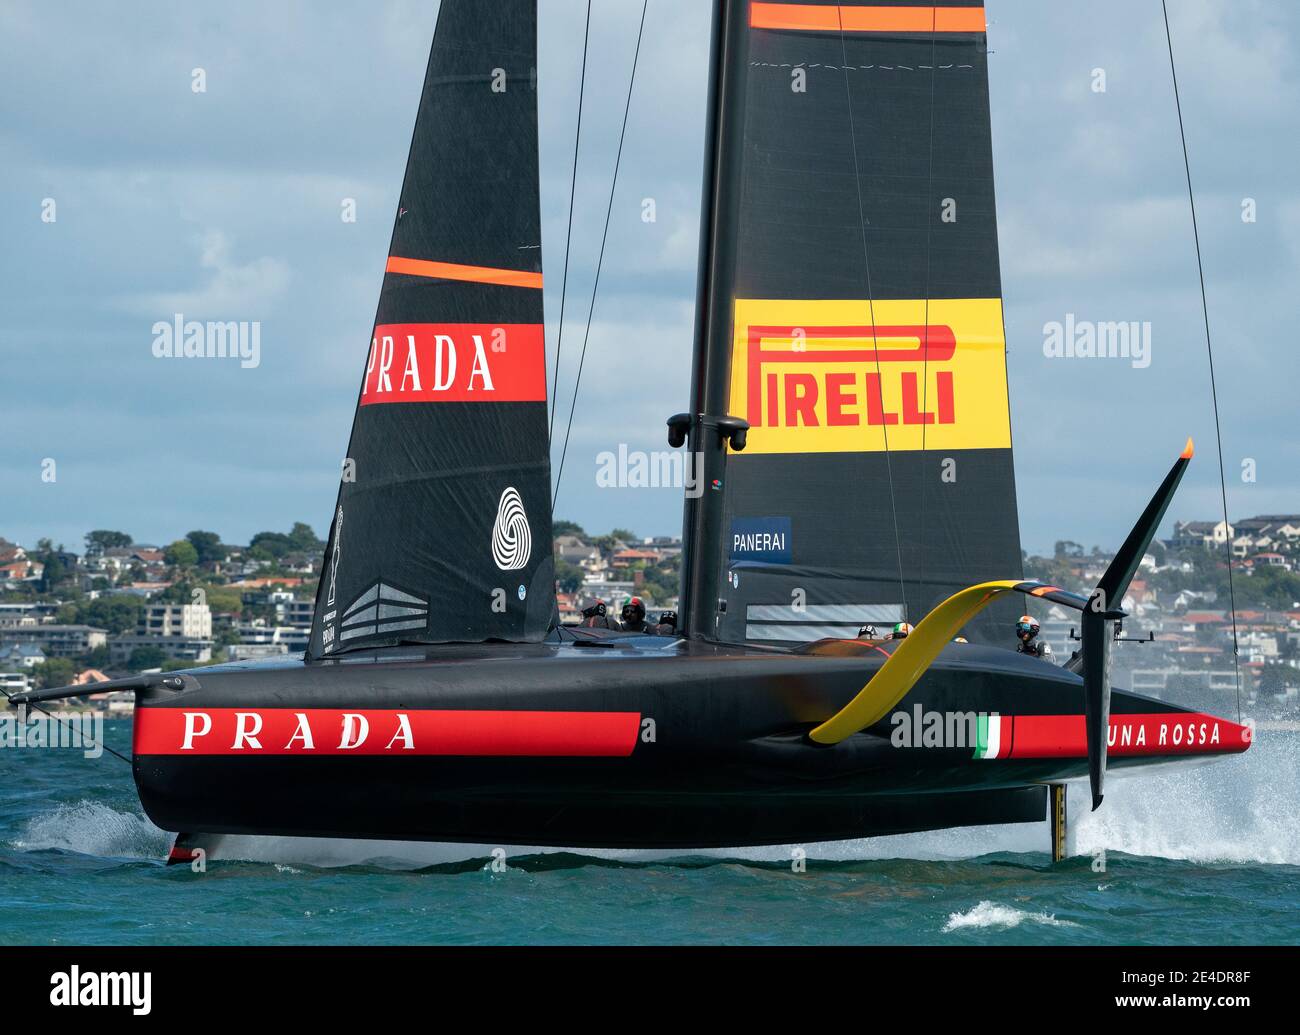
[1,720,1295,945]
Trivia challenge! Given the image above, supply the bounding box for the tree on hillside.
[287,522,323,553]
[40,554,66,591]
[553,520,586,538]
[164,539,199,569]
[33,658,75,689]
[1023,553,1084,593]
[246,524,324,561]
[186,530,227,565]
[640,576,678,605]
[79,594,144,635]
[554,559,585,594]
[85,530,133,554]
[217,626,243,648]
[656,551,681,577]
[82,645,112,671]
[201,586,243,614]
[1232,566,1300,610]
[249,531,293,559]
[127,645,167,671]
[31,539,73,591]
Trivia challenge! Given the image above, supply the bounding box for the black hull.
[134,637,1249,848]
[149,759,1048,848]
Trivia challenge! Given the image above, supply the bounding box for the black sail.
[693,0,1021,645]
[309,0,553,657]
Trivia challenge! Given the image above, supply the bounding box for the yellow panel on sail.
[728,297,1010,455]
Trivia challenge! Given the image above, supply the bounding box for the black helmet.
[658,609,678,628]
[581,600,607,619]
[621,597,646,623]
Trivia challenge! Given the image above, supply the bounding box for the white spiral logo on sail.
[326,506,343,607]
[491,487,531,571]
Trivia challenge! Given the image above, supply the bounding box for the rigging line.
[837,8,909,619]
[552,0,650,514]
[918,9,939,598]
[547,0,594,444]
[0,687,133,766]
[1161,0,1241,722]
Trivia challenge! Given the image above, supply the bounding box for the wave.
[1070,728,1300,866]
[10,801,172,861]
[807,726,1299,867]
[943,900,1078,932]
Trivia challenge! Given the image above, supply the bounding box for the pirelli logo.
[729,298,1011,454]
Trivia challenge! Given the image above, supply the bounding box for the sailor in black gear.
[857,624,879,639]
[1015,615,1053,661]
[581,600,620,630]
[620,596,652,633]
[654,609,678,636]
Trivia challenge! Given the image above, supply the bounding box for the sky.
[3,0,1298,557]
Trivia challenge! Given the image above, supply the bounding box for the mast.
[676,0,750,640]
[676,1,1021,647]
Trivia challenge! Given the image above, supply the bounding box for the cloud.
[2,0,1297,555]
[127,230,290,318]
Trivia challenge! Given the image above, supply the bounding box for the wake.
[10,800,172,861]
[847,726,1297,867]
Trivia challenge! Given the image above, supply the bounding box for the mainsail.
[691,0,1022,645]
[309,0,553,657]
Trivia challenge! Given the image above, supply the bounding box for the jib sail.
[693,0,1022,645]
[309,0,553,657]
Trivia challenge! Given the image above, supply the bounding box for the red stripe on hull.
[1008,713,1250,759]
[134,708,642,757]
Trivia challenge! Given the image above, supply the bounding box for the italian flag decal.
[973,713,1010,759]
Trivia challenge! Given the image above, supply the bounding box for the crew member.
[890,622,913,640]
[581,600,620,630]
[1015,615,1053,661]
[620,597,652,633]
[654,609,678,636]
[857,624,879,640]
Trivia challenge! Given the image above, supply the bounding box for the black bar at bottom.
[0,945,1290,1020]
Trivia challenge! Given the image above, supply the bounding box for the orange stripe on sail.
[749,3,986,34]
[385,256,543,289]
